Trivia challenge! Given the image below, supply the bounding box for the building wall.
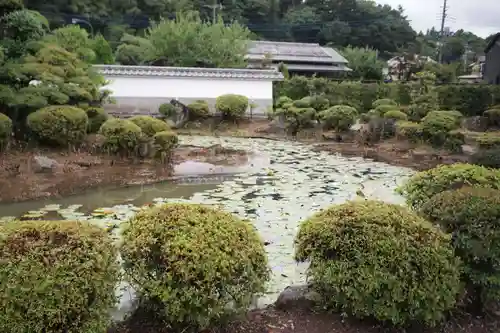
[484,44,500,84]
[102,76,274,118]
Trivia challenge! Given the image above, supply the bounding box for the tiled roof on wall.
[94,65,284,80]
[247,40,348,64]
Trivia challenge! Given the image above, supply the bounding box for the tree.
[115,11,251,68]
[340,46,384,81]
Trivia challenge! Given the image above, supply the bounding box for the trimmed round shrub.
[476,132,500,149]
[120,203,270,331]
[319,105,357,131]
[444,129,465,153]
[374,104,399,115]
[187,100,211,119]
[484,108,500,127]
[471,148,500,168]
[421,111,461,146]
[383,110,408,121]
[440,110,464,120]
[292,97,312,108]
[372,98,397,108]
[275,96,293,108]
[395,120,423,143]
[0,113,12,150]
[295,200,462,326]
[397,163,500,210]
[0,220,120,333]
[85,107,108,133]
[27,105,88,146]
[159,103,178,118]
[215,94,249,119]
[309,95,330,111]
[359,109,379,123]
[129,115,170,137]
[420,187,500,308]
[153,130,178,161]
[99,118,142,154]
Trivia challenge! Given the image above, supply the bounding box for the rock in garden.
[32,155,59,173]
[275,284,321,311]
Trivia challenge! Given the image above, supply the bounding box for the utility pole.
[438,0,448,63]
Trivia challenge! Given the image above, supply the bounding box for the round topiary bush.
[292,97,312,108]
[129,115,170,137]
[27,105,88,146]
[420,187,500,308]
[397,163,500,210]
[383,110,408,121]
[476,132,500,149]
[319,105,357,131]
[294,200,462,327]
[187,100,211,119]
[421,111,461,146]
[374,104,399,115]
[215,94,249,119]
[120,203,270,331]
[158,103,178,118]
[372,98,397,108]
[471,148,500,168]
[85,107,108,133]
[153,130,178,162]
[0,220,120,333]
[99,118,142,154]
[395,120,423,143]
[0,112,13,150]
[309,95,330,111]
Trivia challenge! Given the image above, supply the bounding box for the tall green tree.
[115,11,250,68]
[340,46,384,80]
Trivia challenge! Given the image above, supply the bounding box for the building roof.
[247,40,348,64]
[485,33,500,53]
[94,65,284,81]
[285,63,352,72]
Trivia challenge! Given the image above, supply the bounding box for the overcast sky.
[375,0,499,38]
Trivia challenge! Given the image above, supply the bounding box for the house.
[458,56,485,83]
[246,40,351,76]
[385,55,437,81]
[484,33,500,84]
[94,65,283,118]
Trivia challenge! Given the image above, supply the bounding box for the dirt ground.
[0,142,248,203]
[110,307,499,333]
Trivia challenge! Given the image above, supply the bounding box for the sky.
[375,0,499,38]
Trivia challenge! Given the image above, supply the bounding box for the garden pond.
[0,135,414,318]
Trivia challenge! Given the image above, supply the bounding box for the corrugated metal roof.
[94,65,284,80]
[247,41,348,64]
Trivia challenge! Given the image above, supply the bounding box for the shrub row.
[275,76,500,116]
[24,105,179,159]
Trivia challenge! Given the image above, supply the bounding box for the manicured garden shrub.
[0,220,120,333]
[187,100,211,119]
[153,130,178,161]
[129,115,170,137]
[85,107,108,133]
[397,163,500,209]
[27,105,88,146]
[309,95,330,111]
[159,103,178,118]
[383,110,407,121]
[374,104,399,115]
[407,94,438,121]
[421,111,461,146]
[476,132,500,149]
[292,97,312,108]
[275,96,293,108]
[359,109,379,123]
[215,94,249,119]
[0,113,12,150]
[470,148,500,168]
[295,200,462,327]
[444,129,465,153]
[372,98,397,108]
[120,203,270,331]
[395,120,423,143]
[436,84,494,117]
[484,108,500,127]
[99,118,142,154]
[319,105,357,131]
[420,187,500,309]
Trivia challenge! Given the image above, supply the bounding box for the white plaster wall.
[103,76,273,100]
[102,76,274,118]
